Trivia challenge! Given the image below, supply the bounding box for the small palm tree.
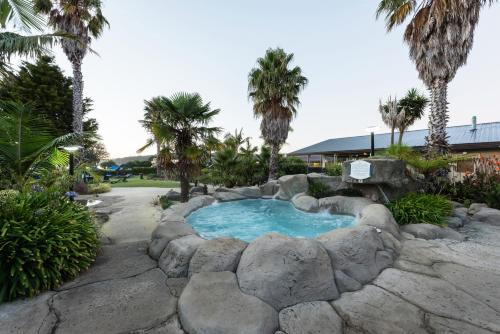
[397,88,428,145]
[141,97,165,177]
[138,93,221,202]
[248,47,308,180]
[379,96,403,145]
[376,0,496,155]
[0,100,74,189]
[35,0,109,134]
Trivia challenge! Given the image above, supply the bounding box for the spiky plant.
[248,47,308,180]
[141,97,166,177]
[397,88,428,144]
[376,0,497,155]
[35,0,108,134]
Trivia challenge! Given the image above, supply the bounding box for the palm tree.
[0,0,61,76]
[376,0,496,155]
[138,93,221,202]
[379,96,403,145]
[397,88,428,145]
[140,97,165,177]
[248,47,308,181]
[35,0,109,134]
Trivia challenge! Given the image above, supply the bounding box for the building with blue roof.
[289,120,500,167]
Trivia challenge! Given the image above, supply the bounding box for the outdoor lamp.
[365,126,380,157]
[59,145,83,201]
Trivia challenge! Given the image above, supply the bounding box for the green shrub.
[278,156,307,176]
[87,183,112,194]
[325,163,343,176]
[336,188,364,197]
[131,167,157,175]
[0,189,19,207]
[387,193,452,226]
[308,182,335,199]
[159,195,173,209]
[0,191,99,302]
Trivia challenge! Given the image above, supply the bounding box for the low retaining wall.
[148,176,402,334]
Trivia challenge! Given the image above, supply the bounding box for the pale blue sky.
[52,0,500,158]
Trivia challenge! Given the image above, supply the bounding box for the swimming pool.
[186,199,356,242]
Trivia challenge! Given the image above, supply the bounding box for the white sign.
[349,160,371,180]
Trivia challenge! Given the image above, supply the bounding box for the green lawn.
[110,177,180,188]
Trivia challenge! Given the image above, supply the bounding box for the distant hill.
[113,155,154,165]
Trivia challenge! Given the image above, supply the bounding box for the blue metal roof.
[290,122,500,155]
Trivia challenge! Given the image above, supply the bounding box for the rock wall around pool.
[148,177,402,334]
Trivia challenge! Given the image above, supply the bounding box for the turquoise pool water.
[186,199,356,242]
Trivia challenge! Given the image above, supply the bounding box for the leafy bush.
[159,195,173,209]
[308,182,335,199]
[0,191,99,302]
[0,189,19,207]
[131,167,156,175]
[325,163,343,176]
[278,156,307,176]
[387,193,452,226]
[87,183,112,194]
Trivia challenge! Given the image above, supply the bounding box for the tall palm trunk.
[156,141,161,177]
[426,79,449,156]
[390,125,395,145]
[179,173,189,202]
[71,59,84,134]
[268,144,280,181]
[397,129,404,145]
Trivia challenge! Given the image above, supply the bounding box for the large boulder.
[279,301,343,334]
[159,235,205,277]
[342,158,407,188]
[178,271,279,334]
[400,224,465,241]
[468,203,488,215]
[228,186,261,198]
[189,237,247,277]
[276,174,309,200]
[291,193,319,212]
[472,208,500,226]
[260,180,280,197]
[213,191,246,202]
[318,196,374,217]
[237,233,338,310]
[149,222,196,260]
[316,226,387,285]
[181,195,216,216]
[164,189,181,201]
[358,204,400,238]
[307,173,344,191]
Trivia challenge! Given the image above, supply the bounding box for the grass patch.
[110,177,180,188]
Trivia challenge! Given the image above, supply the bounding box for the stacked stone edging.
[148,175,405,333]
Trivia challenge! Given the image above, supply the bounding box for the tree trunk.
[390,125,395,145]
[268,144,280,181]
[71,59,84,134]
[397,128,404,145]
[180,174,190,203]
[156,141,161,177]
[426,80,449,156]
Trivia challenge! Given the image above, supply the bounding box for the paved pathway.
[1,190,500,333]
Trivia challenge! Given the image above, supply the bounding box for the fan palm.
[35,0,109,134]
[138,93,221,202]
[248,47,308,180]
[0,100,75,189]
[376,0,496,155]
